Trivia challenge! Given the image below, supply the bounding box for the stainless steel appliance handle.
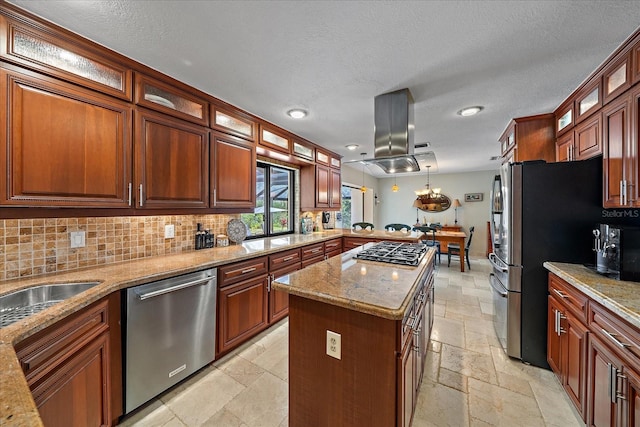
[489,273,507,298]
[488,253,508,273]
[137,277,212,300]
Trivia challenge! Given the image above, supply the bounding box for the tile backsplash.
[0,214,239,281]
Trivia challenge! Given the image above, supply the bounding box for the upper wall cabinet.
[330,155,341,169]
[134,73,209,126]
[259,125,291,154]
[211,104,257,142]
[602,50,632,105]
[0,65,132,207]
[292,139,315,162]
[499,114,555,163]
[210,130,256,209]
[556,99,574,137]
[0,14,132,100]
[574,78,602,124]
[134,109,209,209]
[633,36,640,85]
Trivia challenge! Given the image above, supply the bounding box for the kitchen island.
[272,244,436,427]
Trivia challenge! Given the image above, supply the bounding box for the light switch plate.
[70,231,85,248]
[164,224,175,239]
[326,330,341,360]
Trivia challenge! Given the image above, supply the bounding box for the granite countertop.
[544,262,640,329]
[343,229,424,241]
[272,246,435,320]
[0,230,349,426]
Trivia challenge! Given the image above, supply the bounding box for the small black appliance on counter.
[593,224,640,282]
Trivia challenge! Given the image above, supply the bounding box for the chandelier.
[414,165,441,202]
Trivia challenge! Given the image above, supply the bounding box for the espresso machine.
[593,224,620,277]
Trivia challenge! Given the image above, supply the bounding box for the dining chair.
[447,226,474,269]
[352,222,374,231]
[413,225,441,264]
[384,223,412,232]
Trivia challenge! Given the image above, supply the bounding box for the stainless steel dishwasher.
[124,268,216,414]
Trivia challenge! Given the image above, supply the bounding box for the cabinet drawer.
[302,243,325,260]
[16,298,109,381]
[325,249,342,260]
[589,302,640,366]
[269,249,301,270]
[324,238,342,253]
[301,254,324,269]
[218,256,268,287]
[342,237,378,250]
[548,274,588,323]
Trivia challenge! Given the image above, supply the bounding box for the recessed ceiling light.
[287,109,307,119]
[457,106,483,117]
[346,144,359,151]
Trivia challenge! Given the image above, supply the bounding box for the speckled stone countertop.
[1,230,364,427]
[273,246,435,320]
[544,262,640,329]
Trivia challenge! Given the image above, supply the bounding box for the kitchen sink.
[0,282,100,328]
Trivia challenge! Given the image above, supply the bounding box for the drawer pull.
[283,256,295,262]
[552,288,568,299]
[602,328,631,349]
[241,267,257,274]
[309,248,322,253]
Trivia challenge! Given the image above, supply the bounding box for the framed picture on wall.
[465,193,483,202]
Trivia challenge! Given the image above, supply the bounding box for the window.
[241,163,294,238]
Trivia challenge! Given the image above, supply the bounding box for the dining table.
[430,230,467,272]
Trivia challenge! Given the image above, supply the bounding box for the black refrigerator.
[489,157,603,368]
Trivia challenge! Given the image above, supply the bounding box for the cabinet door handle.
[213,188,217,207]
[567,146,571,161]
[558,312,566,335]
[552,288,568,299]
[602,328,631,349]
[267,274,272,292]
[128,182,132,206]
[139,184,144,207]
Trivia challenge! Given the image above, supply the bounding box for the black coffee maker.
[321,211,332,229]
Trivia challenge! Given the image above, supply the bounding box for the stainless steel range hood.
[346,88,435,174]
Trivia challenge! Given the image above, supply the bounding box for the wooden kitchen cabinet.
[211,104,256,142]
[15,294,122,427]
[301,242,325,268]
[0,65,132,208]
[555,114,602,162]
[210,130,256,209]
[217,275,269,355]
[602,91,638,208]
[398,330,416,427]
[0,13,132,101]
[269,262,301,324]
[259,124,291,154]
[324,237,343,258]
[300,164,342,211]
[499,114,555,163]
[135,73,209,126]
[134,109,209,209]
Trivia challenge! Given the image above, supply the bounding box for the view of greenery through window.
[341,186,352,229]
[241,164,293,238]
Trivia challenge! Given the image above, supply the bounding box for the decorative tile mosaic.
[0,214,239,281]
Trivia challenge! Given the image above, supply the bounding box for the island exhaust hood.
[347,88,435,174]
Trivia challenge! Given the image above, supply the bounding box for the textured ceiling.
[8,0,640,176]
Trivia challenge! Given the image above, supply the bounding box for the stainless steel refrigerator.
[489,158,603,368]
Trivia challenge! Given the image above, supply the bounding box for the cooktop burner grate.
[354,241,427,266]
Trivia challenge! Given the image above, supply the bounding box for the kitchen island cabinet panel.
[288,295,397,427]
[134,109,209,209]
[0,65,132,208]
[217,275,269,355]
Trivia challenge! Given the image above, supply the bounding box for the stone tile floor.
[119,257,582,427]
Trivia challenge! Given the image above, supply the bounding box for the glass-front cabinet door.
[135,73,209,126]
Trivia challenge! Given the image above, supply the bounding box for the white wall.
[376,170,498,257]
[340,165,497,257]
[341,164,379,225]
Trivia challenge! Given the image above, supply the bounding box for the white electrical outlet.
[164,224,175,239]
[326,330,341,360]
[69,231,86,248]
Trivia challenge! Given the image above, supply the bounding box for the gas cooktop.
[354,241,427,266]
